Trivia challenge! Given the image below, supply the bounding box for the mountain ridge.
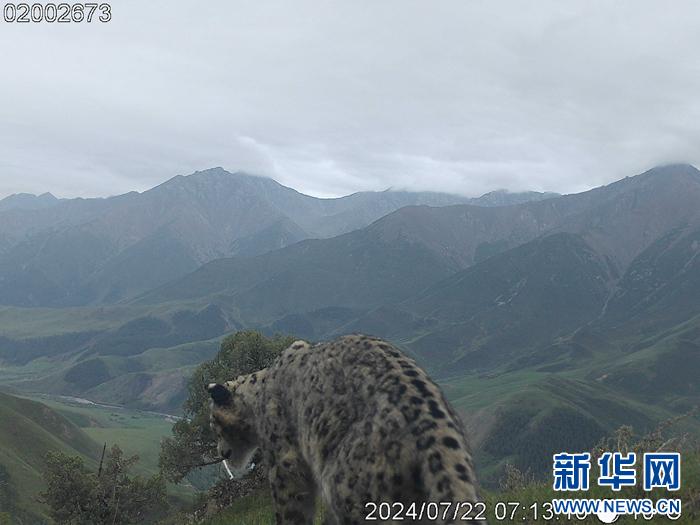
[0,167,566,307]
[0,191,59,211]
[141,163,700,312]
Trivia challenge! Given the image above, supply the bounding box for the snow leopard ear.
[207,383,232,405]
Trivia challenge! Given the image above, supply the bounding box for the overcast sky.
[1,1,700,199]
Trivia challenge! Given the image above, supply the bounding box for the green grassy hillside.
[0,392,102,522]
[0,392,197,522]
[0,303,226,413]
[395,232,613,373]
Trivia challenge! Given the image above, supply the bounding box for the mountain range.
[1,163,699,485]
[0,168,557,307]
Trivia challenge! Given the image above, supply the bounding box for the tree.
[159,330,296,484]
[42,445,166,524]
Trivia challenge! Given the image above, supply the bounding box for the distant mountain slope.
[142,165,700,325]
[0,169,479,307]
[0,167,571,308]
[0,391,101,521]
[469,189,559,207]
[342,167,700,375]
[396,232,614,372]
[0,192,59,211]
[549,163,700,270]
[137,224,461,324]
[601,224,700,333]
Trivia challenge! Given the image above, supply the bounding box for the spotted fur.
[209,335,482,524]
